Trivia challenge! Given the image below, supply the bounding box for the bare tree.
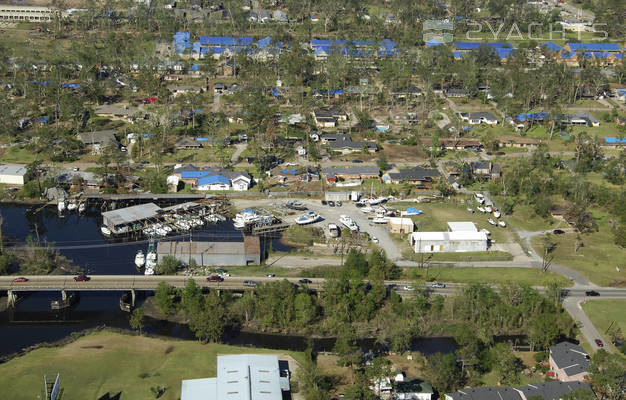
[541,233,558,273]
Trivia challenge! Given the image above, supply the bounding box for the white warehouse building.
[410,231,488,253]
[0,164,28,185]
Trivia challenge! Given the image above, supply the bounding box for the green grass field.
[404,267,571,287]
[391,199,515,244]
[531,210,626,287]
[0,331,304,400]
[582,300,626,354]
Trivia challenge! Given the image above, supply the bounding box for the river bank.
[0,329,305,400]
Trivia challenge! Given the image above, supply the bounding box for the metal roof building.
[447,222,478,232]
[157,237,261,266]
[0,164,27,185]
[101,203,161,229]
[410,231,488,253]
[181,354,289,400]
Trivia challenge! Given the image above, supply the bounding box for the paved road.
[563,297,612,353]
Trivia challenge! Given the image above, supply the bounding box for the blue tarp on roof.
[452,51,464,58]
[497,48,513,59]
[605,137,626,144]
[189,64,199,71]
[454,42,513,50]
[516,112,547,122]
[426,40,444,47]
[271,87,279,98]
[541,41,563,52]
[352,40,374,46]
[181,170,209,179]
[61,83,81,89]
[194,137,212,141]
[311,39,347,47]
[406,208,422,214]
[198,174,230,186]
[568,42,620,52]
[199,36,253,47]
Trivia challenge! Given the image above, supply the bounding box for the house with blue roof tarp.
[175,165,252,191]
[559,42,623,66]
[269,166,320,184]
[310,39,397,60]
[601,137,626,148]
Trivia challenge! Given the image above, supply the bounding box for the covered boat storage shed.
[101,203,161,234]
[157,236,261,266]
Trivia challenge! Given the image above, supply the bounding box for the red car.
[73,274,90,282]
[595,339,604,348]
[206,275,224,282]
[12,277,28,282]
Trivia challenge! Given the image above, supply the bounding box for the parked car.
[553,229,565,235]
[243,280,258,287]
[371,236,379,244]
[431,282,446,288]
[352,159,363,163]
[299,278,312,284]
[595,339,604,347]
[321,200,327,205]
[336,201,342,207]
[12,277,28,282]
[266,273,275,278]
[73,274,90,282]
[402,285,413,291]
[215,268,227,274]
[206,275,224,282]
[585,290,600,296]
[328,201,335,207]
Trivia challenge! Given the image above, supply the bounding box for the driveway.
[563,298,612,354]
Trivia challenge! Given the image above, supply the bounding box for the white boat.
[100,226,112,236]
[67,201,77,211]
[145,251,156,275]
[339,215,359,232]
[360,206,374,214]
[328,223,340,238]
[57,199,66,213]
[488,218,497,226]
[233,209,259,229]
[403,208,422,216]
[475,193,484,200]
[372,217,390,224]
[493,211,501,218]
[295,210,321,225]
[366,196,388,205]
[477,206,486,213]
[499,221,507,228]
[485,206,493,213]
[467,207,474,213]
[78,203,86,213]
[135,250,145,268]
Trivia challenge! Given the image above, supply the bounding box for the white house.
[458,112,499,125]
[410,231,488,253]
[297,146,307,156]
[231,175,251,191]
[0,164,28,185]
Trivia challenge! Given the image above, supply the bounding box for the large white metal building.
[181,354,290,400]
[0,164,27,185]
[0,5,54,22]
[410,231,488,253]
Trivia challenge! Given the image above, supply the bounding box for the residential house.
[169,85,203,97]
[421,137,482,151]
[388,217,415,234]
[616,116,626,126]
[269,166,319,184]
[385,166,441,188]
[470,161,501,180]
[216,59,237,76]
[176,137,202,149]
[175,165,252,191]
[94,104,141,122]
[77,130,119,154]
[458,112,499,125]
[395,379,433,400]
[498,136,540,148]
[514,381,593,400]
[321,166,380,182]
[548,342,590,382]
[513,112,547,128]
[561,112,600,127]
[445,387,521,400]
[410,231,488,253]
[313,108,348,128]
[445,87,468,98]
[392,85,423,101]
[327,135,378,154]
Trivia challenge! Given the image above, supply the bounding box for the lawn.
[531,210,626,287]
[0,146,38,164]
[0,330,304,400]
[404,267,571,287]
[391,199,515,244]
[403,249,514,262]
[582,300,626,354]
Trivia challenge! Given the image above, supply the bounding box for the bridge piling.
[131,289,136,307]
[7,290,16,308]
[61,289,67,301]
